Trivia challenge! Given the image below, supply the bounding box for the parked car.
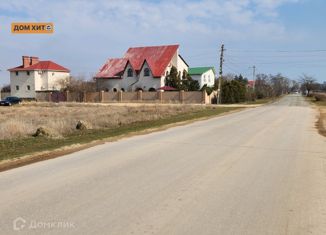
[0,96,22,106]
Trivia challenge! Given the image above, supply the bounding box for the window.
[144,68,150,77]
[52,72,55,76]
[127,68,133,77]
[16,85,19,90]
[27,71,30,76]
[15,71,19,76]
[27,85,31,90]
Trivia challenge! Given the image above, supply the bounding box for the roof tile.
[8,61,70,72]
[95,45,179,79]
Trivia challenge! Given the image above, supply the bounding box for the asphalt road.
[1,94,326,235]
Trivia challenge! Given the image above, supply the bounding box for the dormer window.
[144,68,150,77]
[127,68,133,77]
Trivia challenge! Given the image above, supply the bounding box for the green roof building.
[188,67,216,88]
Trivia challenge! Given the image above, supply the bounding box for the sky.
[0,0,326,85]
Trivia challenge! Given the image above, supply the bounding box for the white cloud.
[0,0,304,84]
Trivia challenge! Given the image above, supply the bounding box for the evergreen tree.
[165,66,180,89]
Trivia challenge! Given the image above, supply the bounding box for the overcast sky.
[0,0,326,85]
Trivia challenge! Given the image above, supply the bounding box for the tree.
[181,70,200,91]
[289,80,300,93]
[234,74,248,85]
[62,76,96,92]
[300,74,316,96]
[1,84,10,92]
[254,73,289,99]
[270,73,289,96]
[221,78,247,104]
[165,66,181,89]
[165,68,199,91]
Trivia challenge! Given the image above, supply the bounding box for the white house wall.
[46,71,70,90]
[10,71,36,98]
[122,63,138,91]
[191,69,215,88]
[10,70,69,98]
[135,61,161,90]
[170,50,188,75]
[96,79,122,91]
[177,55,188,74]
[202,70,215,87]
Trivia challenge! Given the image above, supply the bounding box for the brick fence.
[35,90,217,104]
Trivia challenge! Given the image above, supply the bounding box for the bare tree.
[61,76,96,92]
[0,84,10,92]
[300,74,316,96]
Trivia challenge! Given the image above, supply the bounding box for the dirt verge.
[316,107,326,137]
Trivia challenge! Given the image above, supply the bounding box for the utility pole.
[252,65,256,90]
[217,44,224,104]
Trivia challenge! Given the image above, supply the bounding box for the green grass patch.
[0,107,240,161]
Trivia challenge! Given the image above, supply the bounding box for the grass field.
[306,96,326,137]
[0,103,210,140]
[0,103,241,162]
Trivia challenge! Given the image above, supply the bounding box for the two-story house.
[94,45,189,91]
[8,56,70,98]
[188,67,216,88]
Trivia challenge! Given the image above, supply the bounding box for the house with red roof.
[94,44,189,92]
[8,56,70,98]
[247,80,255,89]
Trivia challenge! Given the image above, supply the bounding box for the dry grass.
[317,104,326,137]
[0,102,206,140]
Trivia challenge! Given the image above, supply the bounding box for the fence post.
[100,90,104,102]
[65,90,69,102]
[202,90,207,104]
[48,92,52,102]
[179,90,184,103]
[118,90,123,102]
[137,90,143,102]
[158,90,163,103]
[83,91,87,102]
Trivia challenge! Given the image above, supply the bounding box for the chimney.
[22,56,30,68]
[30,56,39,66]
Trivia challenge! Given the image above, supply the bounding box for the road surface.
[1,95,326,235]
